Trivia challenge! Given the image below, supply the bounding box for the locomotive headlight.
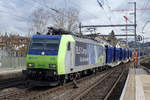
[28,63,34,67]
[41,52,45,55]
[49,64,56,68]
[53,64,56,68]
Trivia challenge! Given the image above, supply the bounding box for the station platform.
[120,67,150,100]
[0,68,23,81]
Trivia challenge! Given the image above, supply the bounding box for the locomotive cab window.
[29,38,60,51]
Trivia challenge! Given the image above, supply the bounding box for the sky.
[0,0,150,41]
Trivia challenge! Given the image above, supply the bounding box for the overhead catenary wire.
[29,0,80,22]
[0,10,29,21]
[71,0,113,33]
[144,0,150,9]
[72,0,117,33]
[104,0,125,35]
[111,1,150,38]
[141,0,150,27]
[30,0,99,20]
[97,0,120,34]
[135,0,150,39]
[0,0,46,21]
[139,0,149,23]
[66,0,99,19]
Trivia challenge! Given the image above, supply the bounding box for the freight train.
[22,29,143,86]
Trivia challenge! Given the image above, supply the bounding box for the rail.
[72,66,125,100]
[0,63,130,100]
[0,78,23,90]
[104,70,124,100]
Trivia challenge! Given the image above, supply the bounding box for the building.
[0,34,30,57]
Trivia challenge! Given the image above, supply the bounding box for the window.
[29,38,60,51]
[67,42,71,51]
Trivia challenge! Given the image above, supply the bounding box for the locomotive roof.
[32,35,61,39]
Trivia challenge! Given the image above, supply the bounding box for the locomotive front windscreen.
[29,38,60,51]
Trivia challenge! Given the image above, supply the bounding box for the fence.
[0,56,26,70]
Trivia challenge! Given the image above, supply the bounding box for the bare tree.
[66,8,79,32]
[29,6,79,35]
[51,7,79,32]
[29,8,50,35]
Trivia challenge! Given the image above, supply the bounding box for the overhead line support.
[81,24,136,28]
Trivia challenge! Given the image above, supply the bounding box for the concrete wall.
[0,57,26,69]
[0,57,25,81]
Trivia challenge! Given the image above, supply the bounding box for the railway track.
[0,63,130,100]
[71,63,128,100]
[140,56,150,73]
[21,68,110,100]
[0,78,23,90]
[0,87,29,99]
[142,66,150,73]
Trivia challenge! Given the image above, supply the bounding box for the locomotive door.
[66,42,74,72]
